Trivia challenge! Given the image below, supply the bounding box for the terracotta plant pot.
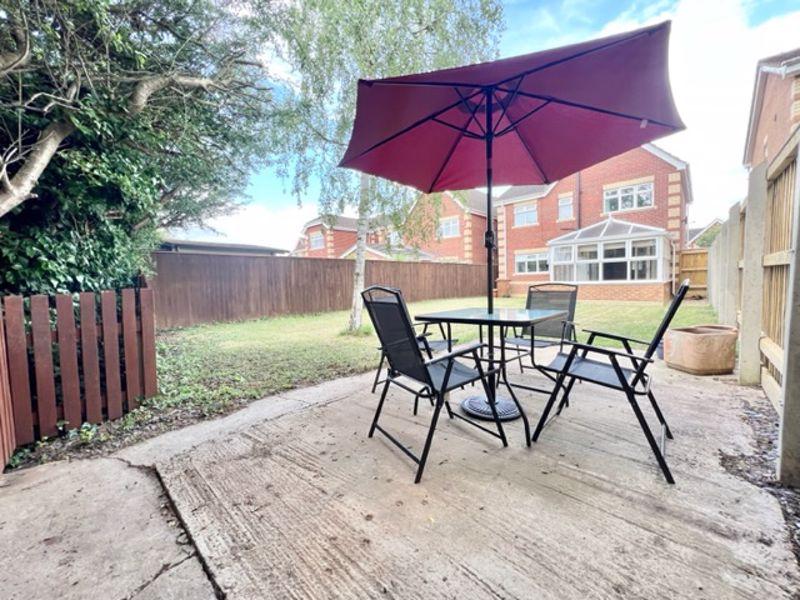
[664,325,738,375]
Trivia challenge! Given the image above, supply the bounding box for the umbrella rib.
[514,128,549,182]
[341,89,484,165]
[494,100,551,137]
[427,94,486,192]
[497,88,677,129]
[431,117,483,139]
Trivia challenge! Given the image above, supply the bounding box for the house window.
[309,232,324,249]
[438,216,459,238]
[388,230,401,245]
[549,237,661,283]
[514,203,538,226]
[515,252,548,274]
[603,182,654,213]
[558,195,573,221]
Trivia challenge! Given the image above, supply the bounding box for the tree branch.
[0,8,30,77]
[0,121,75,217]
[128,74,218,114]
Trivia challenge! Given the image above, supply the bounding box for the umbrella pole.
[485,87,496,391]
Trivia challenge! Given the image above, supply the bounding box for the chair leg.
[500,370,530,446]
[647,390,673,440]
[371,351,386,394]
[415,394,445,483]
[623,386,674,484]
[532,354,575,442]
[369,380,390,438]
[413,393,420,416]
[556,377,576,415]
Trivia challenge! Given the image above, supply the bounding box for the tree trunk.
[0,120,75,217]
[347,174,371,332]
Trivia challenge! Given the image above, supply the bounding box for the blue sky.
[179,0,800,250]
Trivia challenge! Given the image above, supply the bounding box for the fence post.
[778,153,800,485]
[723,202,741,326]
[715,222,729,323]
[739,163,767,384]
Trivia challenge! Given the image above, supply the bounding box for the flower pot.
[664,325,738,375]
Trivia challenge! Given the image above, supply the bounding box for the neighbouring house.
[496,144,693,300]
[403,189,493,264]
[293,215,363,259]
[159,238,287,256]
[686,218,723,249]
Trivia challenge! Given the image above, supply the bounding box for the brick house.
[293,215,432,261]
[496,144,693,300]
[404,190,493,264]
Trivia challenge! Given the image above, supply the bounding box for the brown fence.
[149,252,487,328]
[676,249,708,298]
[0,288,157,454]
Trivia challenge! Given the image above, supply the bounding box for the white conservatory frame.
[547,217,672,285]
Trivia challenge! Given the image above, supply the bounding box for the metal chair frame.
[531,280,691,484]
[362,285,507,483]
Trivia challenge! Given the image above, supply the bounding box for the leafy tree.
[0,0,274,294]
[267,0,504,330]
[694,222,722,248]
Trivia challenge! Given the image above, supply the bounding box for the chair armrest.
[582,328,650,346]
[425,342,485,366]
[561,340,654,364]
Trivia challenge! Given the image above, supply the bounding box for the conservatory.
[547,217,675,301]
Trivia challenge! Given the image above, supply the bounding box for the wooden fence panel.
[30,295,57,437]
[0,306,16,467]
[677,249,708,298]
[56,294,82,428]
[4,296,33,445]
[0,288,158,462]
[101,290,123,420]
[150,252,487,328]
[122,288,141,409]
[79,292,103,423]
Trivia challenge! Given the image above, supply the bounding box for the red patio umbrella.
[340,20,684,310]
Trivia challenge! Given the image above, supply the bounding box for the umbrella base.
[460,394,520,421]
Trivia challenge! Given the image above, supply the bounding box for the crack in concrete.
[112,457,226,599]
[126,553,196,600]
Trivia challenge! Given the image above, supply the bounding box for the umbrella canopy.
[339,20,684,313]
[340,21,683,190]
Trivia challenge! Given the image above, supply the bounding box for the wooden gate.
[677,248,708,298]
[1,288,157,452]
[759,156,797,403]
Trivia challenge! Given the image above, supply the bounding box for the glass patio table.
[414,307,567,432]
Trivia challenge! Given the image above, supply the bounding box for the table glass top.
[415,307,566,325]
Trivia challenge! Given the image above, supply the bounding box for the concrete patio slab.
[158,360,800,599]
[0,458,216,600]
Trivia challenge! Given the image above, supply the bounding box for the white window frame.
[557,195,573,221]
[514,203,538,227]
[548,237,662,283]
[515,251,548,274]
[603,182,654,214]
[438,216,460,238]
[309,231,324,249]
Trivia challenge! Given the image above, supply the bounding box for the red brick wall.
[748,72,800,167]
[501,147,687,282]
[507,280,670,302]
[299,224,357,259]
[406,193,478,262]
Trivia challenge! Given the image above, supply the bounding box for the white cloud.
[598,0,800,225]
[169,202,320,252]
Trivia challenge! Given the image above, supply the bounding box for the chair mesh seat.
[505,336,560,349]
[424,338,456,352]
[546,353,639,389]
[426,360,480,393]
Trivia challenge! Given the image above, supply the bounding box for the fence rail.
[0,288,157,457]
[149,252,487,328]
[676,249,708,298]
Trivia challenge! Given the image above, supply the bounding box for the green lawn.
[155,296,716,417]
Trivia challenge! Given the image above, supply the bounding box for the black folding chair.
[362,285,506,483]
[531,280,691,484]
[371,321,457,393]
[504,283,578,377]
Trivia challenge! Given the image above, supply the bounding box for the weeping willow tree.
[266,0,504,330]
